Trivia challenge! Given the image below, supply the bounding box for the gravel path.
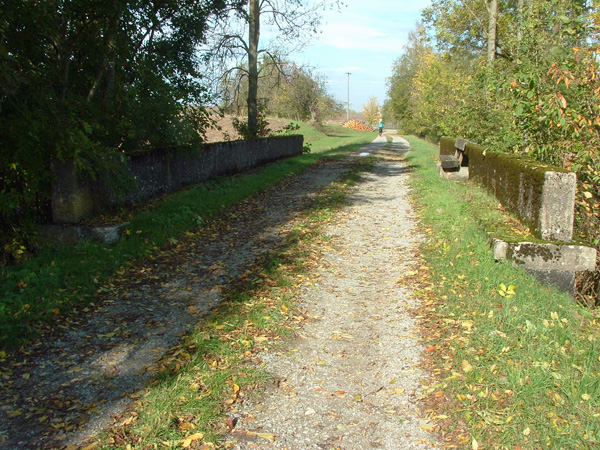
[226,136,438,449]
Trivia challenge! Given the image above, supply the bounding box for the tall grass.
[405,136,600,449]
[0,124,374,350]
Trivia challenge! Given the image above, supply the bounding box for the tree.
[221,57,342,122]
[362,97,381,126]
[487,0,498,64]
[386,25,433,126]
[410,0,600,299]
[0,0,228,260]
[203,0,338,137]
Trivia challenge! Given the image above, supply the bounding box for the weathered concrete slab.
[437,163,469,182]
[51,160,97,224]
[538,171,577,242]
[439,155,461,170]
[38,223,129,247]
[492,238,597,294]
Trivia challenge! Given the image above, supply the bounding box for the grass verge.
[0,124,375,351]
[95,155,377,449]
[404,136,600,449]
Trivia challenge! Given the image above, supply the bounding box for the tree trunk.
[247,0,260,137]
[487,0,498,64]
[517,0,525,42]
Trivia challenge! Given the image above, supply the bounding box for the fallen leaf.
[180,433,204,448]
[247,431,275,441]
[462,359,474,373]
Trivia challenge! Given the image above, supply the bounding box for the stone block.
[491,237,596,295]
[539,171,576,242]
[51,160,96,224]
[437,163,469,182]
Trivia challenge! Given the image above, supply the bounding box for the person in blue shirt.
[378,119,383,136]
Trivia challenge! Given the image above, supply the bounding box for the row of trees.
[0,0,339,264]
[386,0,599,299]
[219,57,343,124]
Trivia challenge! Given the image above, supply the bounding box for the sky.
[287,0,432,114]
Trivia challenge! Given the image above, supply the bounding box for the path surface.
[226,136,438,449]
[0,135,438,449]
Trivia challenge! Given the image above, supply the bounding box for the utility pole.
[346,72,351,121]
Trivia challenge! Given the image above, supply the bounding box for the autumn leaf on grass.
[498,283,516,297]
[180,432,204,448]
[461,359,474,373]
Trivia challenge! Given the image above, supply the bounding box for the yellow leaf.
[391,388,405,395]
[180,433,204,448]
[420,425,435,432]
[582,393,591,401]
[472,438,479,450]
[0,351,6,358]
[81,444,97,450]
[179,422,196,432]
[584,191,593,199]
[462,359,474,373]
[523,427,531,436]
[281,304,289,313]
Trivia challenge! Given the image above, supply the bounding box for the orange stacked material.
[342,120,375,132]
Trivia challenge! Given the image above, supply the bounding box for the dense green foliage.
[387,0,600,300]
[0,0,229,263]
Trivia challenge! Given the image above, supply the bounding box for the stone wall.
[51,135,304,224]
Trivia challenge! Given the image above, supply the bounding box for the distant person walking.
[378,119,383,136]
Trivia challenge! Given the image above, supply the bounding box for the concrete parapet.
[466,142,575,242]
[51,135,304,224]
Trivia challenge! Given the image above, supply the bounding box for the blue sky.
[288,0,432,113]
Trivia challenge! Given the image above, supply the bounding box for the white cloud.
[316,21,408,52]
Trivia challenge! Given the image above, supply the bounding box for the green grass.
[0,123,374,351]
[404,136,600,449]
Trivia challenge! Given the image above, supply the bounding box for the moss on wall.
[439,136,456,156]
